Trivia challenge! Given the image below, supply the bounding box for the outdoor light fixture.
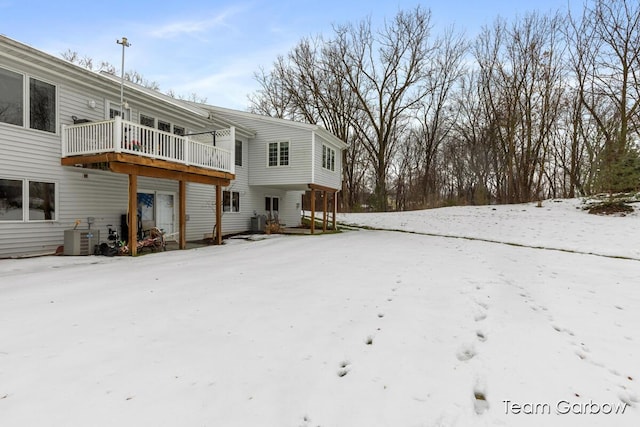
[116,37,131,117]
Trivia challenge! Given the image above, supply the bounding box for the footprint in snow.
[456,344,476,361]
[337,360,350,377]
[476,330,487,342]
[473,378,489,415]
[475,300,489,310]
[474,312,487,322]
[299,414,315,427]
[618,391,639,407]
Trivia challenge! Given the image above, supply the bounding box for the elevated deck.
[61,116,235,181]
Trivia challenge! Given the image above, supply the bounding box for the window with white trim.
[0,66,56,133]
[268,141,289,167]
[223,190,240,213]
[0,178,56,221]
[140,114,155,128]
[140,113,185,136]
[158,120,171,133]
[109,102,131,120]
[322,145,336,171]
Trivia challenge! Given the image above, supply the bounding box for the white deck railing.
[62,117,234,174]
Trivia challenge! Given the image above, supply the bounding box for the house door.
[137,191,176,236]
[265,196,279,220]
[156,192,175,236]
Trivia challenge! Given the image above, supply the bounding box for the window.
[322,145,336,171]
[0,67,23,126]
[235,140,242,166]
[0,179,23,220]
[28,181,56,220]
[268,141,289,167]
[29,78,56,133]
[0,178,56,221]
[109,104,131,120]
[158,120,171,133]
[140,114,155,128]
[223,190,240,212]
[140,115,185,136]
[0,67,56,132]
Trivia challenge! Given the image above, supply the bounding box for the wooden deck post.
[322,190,328,232]
[128,173,138,256]
[215,184,222,245]
[310,190,316,234]
[332,191,337,230]
[179,180,186,249]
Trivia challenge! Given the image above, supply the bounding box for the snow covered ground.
[1,198,638,427]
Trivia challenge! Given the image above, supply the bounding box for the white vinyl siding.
[186,138,250,240]
[0,49,224,257]
[314,134,342,190]
[206,107,343,191]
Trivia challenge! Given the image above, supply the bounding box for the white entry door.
[156,192,175,236]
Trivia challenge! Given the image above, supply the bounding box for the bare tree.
[567,0,640,193]
[61,49,116,74]
[474,12,565,203]
[248,65,295,118]
[411,26,468,207]
[331,6,436,211]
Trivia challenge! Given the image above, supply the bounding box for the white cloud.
[147,4,248,39]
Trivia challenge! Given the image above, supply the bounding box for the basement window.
[0,178,56,221]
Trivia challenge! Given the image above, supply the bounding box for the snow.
[1,198,639,427]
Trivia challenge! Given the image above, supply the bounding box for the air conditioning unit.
[63,229,100,256]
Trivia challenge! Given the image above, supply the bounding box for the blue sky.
[1,0,579,110]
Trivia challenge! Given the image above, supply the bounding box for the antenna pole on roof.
[116,37,131,118]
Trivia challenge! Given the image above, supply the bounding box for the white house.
[0,35,346,258]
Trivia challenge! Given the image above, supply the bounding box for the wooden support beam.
[107,162,231,186]
[128,174,138,256]
[308,183,340,192]
[323,190,328,232]
[310,190,316,234]
[62,153,235,182]
[332,191,337,230]
[179,180,186,249]
[215,185,222,245]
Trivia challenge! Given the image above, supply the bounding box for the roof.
[199,104,348,150]
[0,35,254,137]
